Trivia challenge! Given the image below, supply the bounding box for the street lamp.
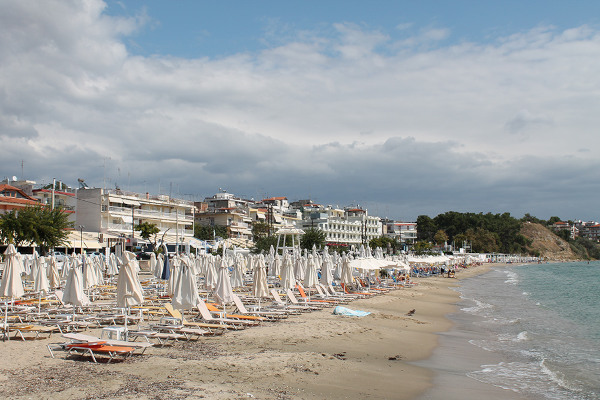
[78,225,84,255]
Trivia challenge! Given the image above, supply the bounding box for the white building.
[301,205,382,249]
[76,187,195,249]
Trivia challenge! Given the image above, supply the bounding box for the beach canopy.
[252,255,269,298]
[0,244,24,299]
[280,253,296,290]
[116,252,144,308]
[62,265,90,306]
[171,260,200,310]
[214,255,234,305]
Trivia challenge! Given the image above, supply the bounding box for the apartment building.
[76,187,195,249]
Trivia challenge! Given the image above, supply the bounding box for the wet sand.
[0,264,498,399]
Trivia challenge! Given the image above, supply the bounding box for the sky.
[1,0,600,222]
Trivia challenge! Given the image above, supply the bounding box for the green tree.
[194,224,228,241]
[251,221,271,240]
[0,206,71,253]
[135,221,161,248]
[413,240,433,255]
[416,215,437,242]
[433,229,449,246]
[252,235,278,254]
[33,206,72,253]
[369,236,399,253]
[300,227,326,250]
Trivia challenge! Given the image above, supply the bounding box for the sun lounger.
[60,332,153,353]
[4,323,59,341]
[268,289,307,313]
[231,294,288,320]
[48,334,136,363]
[195,299,259,327]
[204,302,266,322]
[286,289,328,309]
[295,285,337,306]
[163,304,231,333]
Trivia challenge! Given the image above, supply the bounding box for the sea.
[418,261,600,400]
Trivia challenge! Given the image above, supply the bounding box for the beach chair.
[48,334,136,363]
[60,332,153,354]
[268,289,307,313]
[163,304,230,334]
[231,294,288,320]
[204,302,267,322]
[286,289,328,309]
[195,299,259,327]
[4,323,59,341]
[295,285,337,306]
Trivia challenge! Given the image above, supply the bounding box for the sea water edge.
[417,261,600,400]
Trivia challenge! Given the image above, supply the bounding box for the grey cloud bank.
[1,1,599,222]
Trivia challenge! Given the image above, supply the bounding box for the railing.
[107,206,193,221]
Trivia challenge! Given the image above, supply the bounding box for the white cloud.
[1,0,599,220]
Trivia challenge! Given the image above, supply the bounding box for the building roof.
[263,196,288,201]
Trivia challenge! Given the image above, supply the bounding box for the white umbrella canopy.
[252,255,269,298]
[269,255,281,277]
[48,256,61,289]
[294,255,306,281]
[33,256,50,294]
[171,260,200,310]
[230,255,245,288]
[149,252,158,277]
[62,265,90,306]
[205,255,218,290]
[107,253,119,276]
[340,254,354,285]
[279,253,296,290]
[167,256,180,297]
[304,254,319,288]
[0,244,25,299]
[82,256,96,289]
[214,255,235,305]
[320,256,334,287]
[116,252,144,308]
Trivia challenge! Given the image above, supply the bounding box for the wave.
[540,359,582,393]
[461,298,494,314]
[504,270,519,285]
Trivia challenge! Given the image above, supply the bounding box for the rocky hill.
[521,222,579,261]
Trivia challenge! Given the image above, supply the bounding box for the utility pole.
[51,178,56,210]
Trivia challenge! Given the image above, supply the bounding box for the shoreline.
[0,264,506,399]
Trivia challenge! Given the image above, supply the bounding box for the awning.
[107,196,140,206]
[256,212,266,219]
[274,215,282,223]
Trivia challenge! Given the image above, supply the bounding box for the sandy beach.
[0,264,496,400]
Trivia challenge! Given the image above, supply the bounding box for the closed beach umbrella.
[320,256,334,287]
[48,256,61,289]
[33,256,50,294]
[214,255,234,305]
[280,253,296,290]
[304,254,319,289]
[230,255,245,288]
[161,247,171,281]
[171,261,200,310]
[1,244,24,299]
[116,252,144,308]
[62,265,90,306]
[294,255,306,281]
[270,254,281,277]
[106,253,119,276]
[340,254,354,285]
[149,252,157,277]
[205,255,218,290]
[252,255,269,298]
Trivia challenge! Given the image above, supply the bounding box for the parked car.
[51,251,67,263]
[135,251,153,260]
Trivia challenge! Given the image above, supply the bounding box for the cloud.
[1,1,599,221]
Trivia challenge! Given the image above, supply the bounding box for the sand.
[0,264,495,400]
